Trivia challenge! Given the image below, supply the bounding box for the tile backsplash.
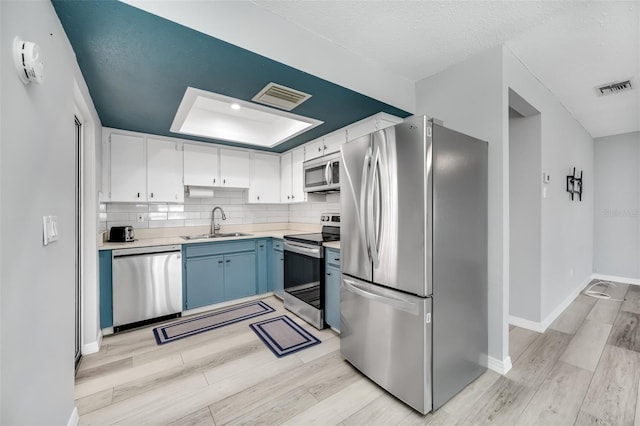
[99,189,341,232]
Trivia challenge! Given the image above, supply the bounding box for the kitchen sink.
[181,232,252,240]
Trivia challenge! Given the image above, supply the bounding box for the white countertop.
[100,228,340,251]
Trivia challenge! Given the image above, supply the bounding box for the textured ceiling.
[251,0,639,138]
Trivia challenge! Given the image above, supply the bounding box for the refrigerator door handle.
[361,146,373,262]
[343,278,420,315]
[367,145,381,267]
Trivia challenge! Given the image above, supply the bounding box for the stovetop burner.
[284,213,340,246]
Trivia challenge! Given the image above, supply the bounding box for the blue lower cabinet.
[324,248,341,331]
[256,239,269,294]
[185,255,225,310]
[270,239,284,298]
[224,252,258,300]
[99,250,113,328]
[183,240,267,310]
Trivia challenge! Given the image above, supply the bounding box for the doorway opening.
[508,89,542,326]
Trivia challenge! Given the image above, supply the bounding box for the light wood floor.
[76,281,640,425]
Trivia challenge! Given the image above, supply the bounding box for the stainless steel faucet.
[211,206,227,235]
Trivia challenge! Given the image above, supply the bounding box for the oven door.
[283,241,325,328]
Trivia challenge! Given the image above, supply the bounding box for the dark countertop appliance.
[109,226,134,242]
[283,214,340,329]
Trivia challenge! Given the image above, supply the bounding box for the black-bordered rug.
[249,315,321,357]
[153,300,275,345]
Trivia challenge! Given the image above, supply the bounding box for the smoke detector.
[596,80,632,96]
[13,37,44,84]
[252,82,311,111]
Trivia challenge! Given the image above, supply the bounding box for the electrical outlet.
[136,213,145,223]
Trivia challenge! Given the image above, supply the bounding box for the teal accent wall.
[51,1,411,153]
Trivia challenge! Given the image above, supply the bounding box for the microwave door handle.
[325,161,332,185]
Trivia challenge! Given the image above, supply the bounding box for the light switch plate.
[43,215,59,245]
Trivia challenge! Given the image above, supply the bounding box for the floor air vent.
[597,80,633,96]
[252,82,312,111]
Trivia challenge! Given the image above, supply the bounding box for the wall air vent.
[252,82,312,111]
[596,80,633,96]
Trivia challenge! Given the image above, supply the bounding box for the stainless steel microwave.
[303,152,340,193]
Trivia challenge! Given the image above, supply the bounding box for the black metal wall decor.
[566,167,583,201]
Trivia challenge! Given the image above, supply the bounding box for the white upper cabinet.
[219,148,250,188]
[304,130,346,161]
[291,147,306,203]
[280,151,292,203]
[110,133,147,202]
[346,113,403,141]
[183,144,219,187]
[304,138,326,161]
[147,138,184,203]
[322,130,346,155]
[248,153,280,204]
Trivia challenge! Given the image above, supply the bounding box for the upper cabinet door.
[304,138,325,161]
[220,148,250,188]
[290,147,306,203]
[110,133,147,202]
[323,130,346,155]
[280,152,292,203]
[184,144,219,187]
[249,153,280,203]
[147,138,184,203]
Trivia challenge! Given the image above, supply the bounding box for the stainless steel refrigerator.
[340,115,488,414]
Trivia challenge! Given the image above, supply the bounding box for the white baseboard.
[488,355,512,375]
[508,315,546,333]
[592,273,640,286]
[67,407,79,426]
[509,274,594,333]
[82,330,103,355]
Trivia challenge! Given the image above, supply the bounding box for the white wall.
[504,47,594,323]
[509,110,542,322]
[594,131,640,278]
[415,46,508,367]
[1,1,100,423]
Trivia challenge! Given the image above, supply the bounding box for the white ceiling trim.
[120,0,416,113]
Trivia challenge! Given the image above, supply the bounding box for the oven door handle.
[284,241,323,258]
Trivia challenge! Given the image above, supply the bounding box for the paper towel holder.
[187,186,215,198]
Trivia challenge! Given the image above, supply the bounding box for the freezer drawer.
[340,275,432,414]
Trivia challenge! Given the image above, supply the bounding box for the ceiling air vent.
[596,80,633,96]
[252,82,311,111]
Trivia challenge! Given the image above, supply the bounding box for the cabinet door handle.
[327,272,332,276]
[292,195,295,199]
[150,192,154,198]
[223,179,226,184]
[287,195,290,200]
[137,192,140,198]
[259,245,264,248]
[218,260,224,264]
[226,259,231,263]
[335,258,340,262]
[318,147,322,152]
[257,195,260,201]
[280,258,283,261]
[213,178,216,184]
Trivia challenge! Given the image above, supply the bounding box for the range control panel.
[321,213,340,226]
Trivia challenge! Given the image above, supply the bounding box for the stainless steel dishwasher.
[112,245,182,332]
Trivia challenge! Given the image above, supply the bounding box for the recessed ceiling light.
[171,87,323,148]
